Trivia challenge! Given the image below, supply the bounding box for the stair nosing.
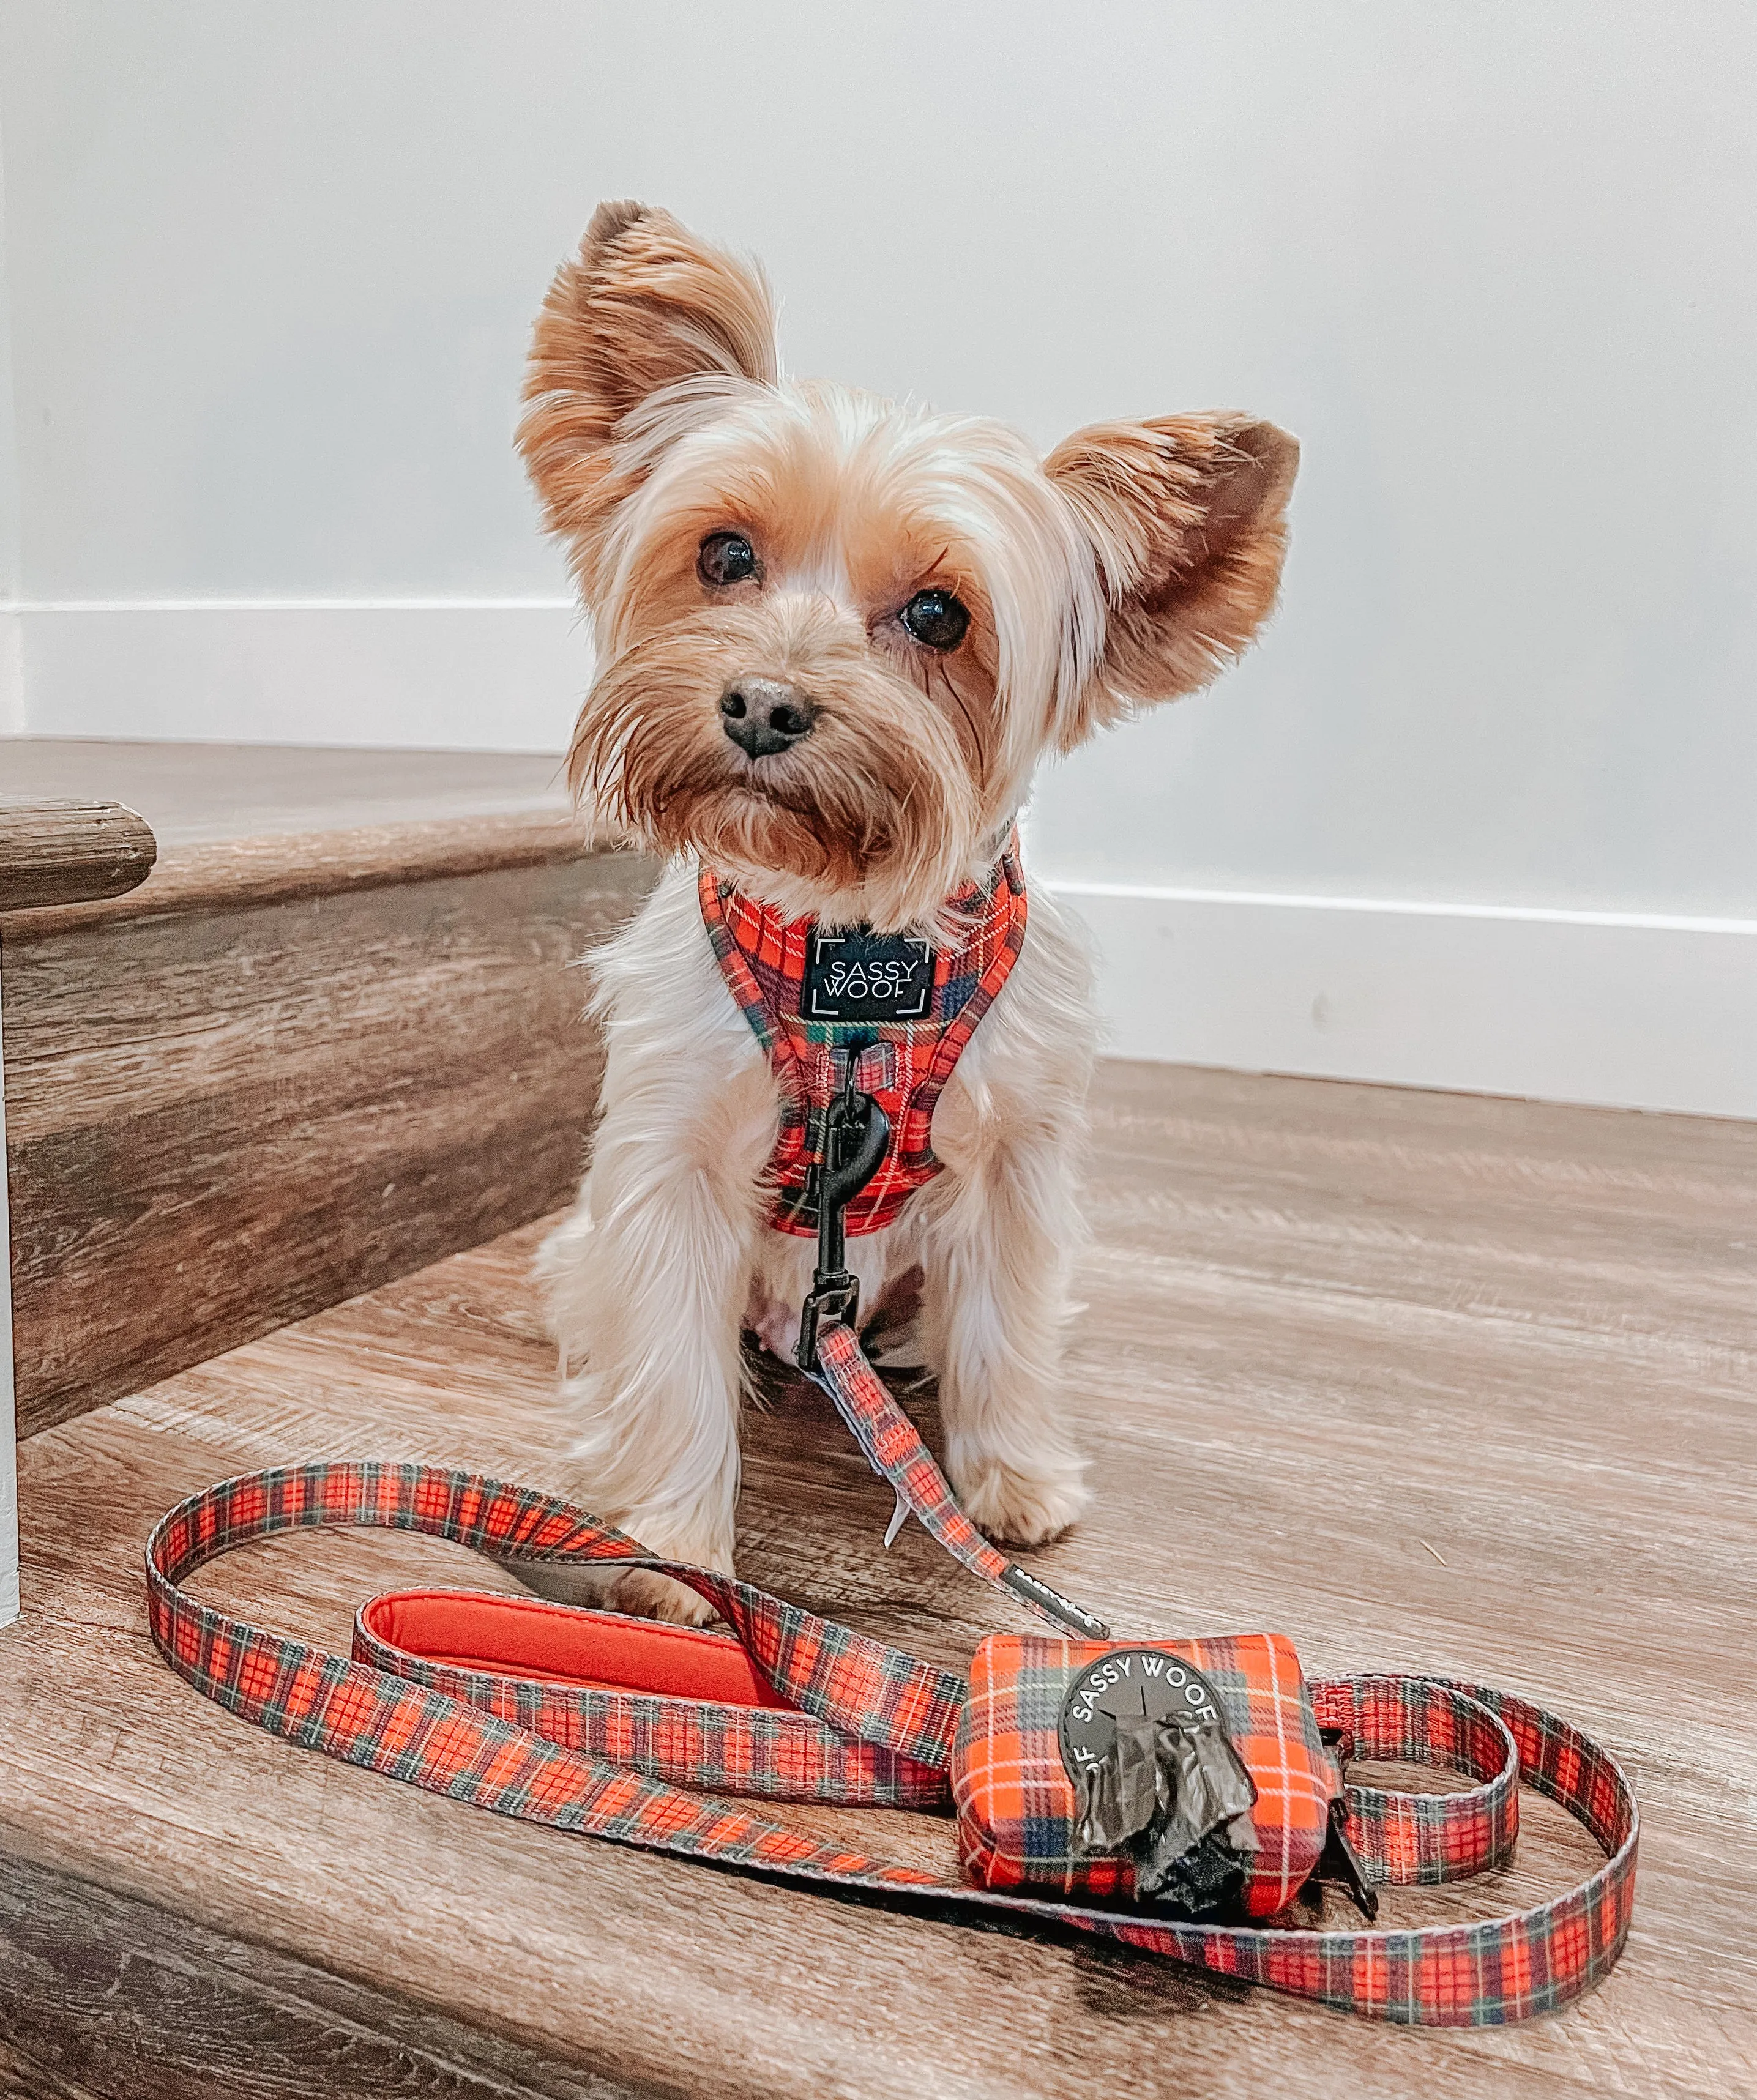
[0,806,621,942]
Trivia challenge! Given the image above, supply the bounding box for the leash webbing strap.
[810,1322,1110,1639]
[146,1461,1638,2026]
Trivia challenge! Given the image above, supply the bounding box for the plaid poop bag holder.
[146,1435,1638,2027]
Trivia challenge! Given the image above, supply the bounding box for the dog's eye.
[698,532,758,587]
[901,589,969,650]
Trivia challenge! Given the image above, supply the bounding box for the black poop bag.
[1073,1711,1260,1915]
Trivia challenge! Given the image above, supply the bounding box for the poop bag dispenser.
[950,1636,1332,1923]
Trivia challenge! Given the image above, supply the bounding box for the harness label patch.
[805,926,933,1022]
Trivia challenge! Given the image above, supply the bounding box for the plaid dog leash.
[146,1459,1638,2025]
[808,1321,1110,1639]
[780,1023,1110,1639]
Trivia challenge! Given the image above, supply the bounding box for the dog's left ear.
[519,201,780,592]
[1046,414,1299,749]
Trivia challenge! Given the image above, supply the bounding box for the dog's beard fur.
[570,595,982,931]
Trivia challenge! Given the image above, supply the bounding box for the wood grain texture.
[0,741,596,941]
[2,844,654,1436]
[0,1853,660,2100]
[0,802,156,915]
[2,1062,1753,2097]
[0,813,624,943]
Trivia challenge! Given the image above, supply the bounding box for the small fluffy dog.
[519,203,1296,1620]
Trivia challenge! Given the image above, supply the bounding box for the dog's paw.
[605,1567,720,1626]
[956,1456,1091,1549]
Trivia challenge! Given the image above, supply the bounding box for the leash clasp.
[796,1273,862,1373]
[1316,1726,1379,1921]
[795,1056,890,1372]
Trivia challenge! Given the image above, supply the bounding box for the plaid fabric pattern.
[1312,1674,1518,1883]
[813,1323,1017,1592]
[952,1633,1338,1918]
[145,1462,1639,2025]
[147,1464,964,1779]
[353,1593,949,1808]
[1094,1674,1640,2025]
[698,840,1028,1235]
[811,1322,1103,1639]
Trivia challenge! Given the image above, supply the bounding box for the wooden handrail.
[0,800,158,915]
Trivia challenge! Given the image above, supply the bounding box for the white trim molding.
[4,601,1752,1120]
[1051,882,1757,1120]
[4,600,585,753]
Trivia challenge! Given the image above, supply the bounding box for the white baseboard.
[1051,882,1757,1120]
[7,600,584,751]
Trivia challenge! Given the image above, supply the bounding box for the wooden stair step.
[1,742,654,1438]
[0,799,157,917]
[1,1063,1751,2096]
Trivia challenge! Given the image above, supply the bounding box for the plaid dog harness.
[699,839,1027,1236]
[147,1451,1639,2027]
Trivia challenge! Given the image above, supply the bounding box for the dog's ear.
[519,201,778,584]
[1046,414,1298,748]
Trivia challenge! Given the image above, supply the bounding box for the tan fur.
[1045,415,1299,746]
[520,201,778,598]
[518,205,1297,1619]
[575,595,982,925]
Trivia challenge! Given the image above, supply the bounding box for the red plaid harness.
[698,842,1028,1237]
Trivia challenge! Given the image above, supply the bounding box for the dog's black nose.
[720,679,815,759]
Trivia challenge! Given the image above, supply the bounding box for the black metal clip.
[1316,1799,1379,1922]
[1315,1726,1379,1922]
[794,1057,890,1372]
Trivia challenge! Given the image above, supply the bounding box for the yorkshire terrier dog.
[519,203,1296,1620]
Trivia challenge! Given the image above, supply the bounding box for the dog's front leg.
[535,1051,775,1623]
[917,1079,1092,1549]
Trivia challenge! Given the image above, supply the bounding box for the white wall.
[1,1,1753,1112]
[0,88,21,738]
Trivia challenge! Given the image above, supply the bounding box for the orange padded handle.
[358,1588,797,1708]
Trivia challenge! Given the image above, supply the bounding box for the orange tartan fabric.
[354,1584,950,1806]
[698,842,1028,1235]
[952,1632,1340,1918]
[811,1320,1106,1639]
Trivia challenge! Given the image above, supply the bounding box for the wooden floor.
[3,1062,1754,2097]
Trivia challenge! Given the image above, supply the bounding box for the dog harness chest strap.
[698,842,1028,1237]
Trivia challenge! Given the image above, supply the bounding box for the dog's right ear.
[518,202,778,587]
